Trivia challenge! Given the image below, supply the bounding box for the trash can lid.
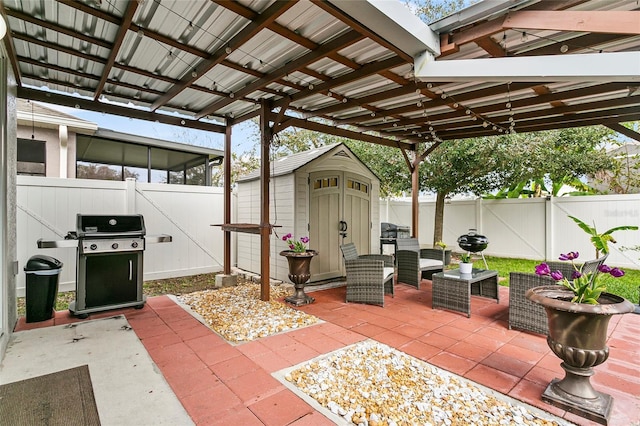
[24,255,63,272]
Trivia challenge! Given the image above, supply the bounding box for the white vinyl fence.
[381,195,640,270]
[16,177,640,296]
[17,176,229,296]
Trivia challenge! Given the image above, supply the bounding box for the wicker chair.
[508,254,609,334]
[395,238,451,289]
[340,243,395,307]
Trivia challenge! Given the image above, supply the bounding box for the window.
[347,179,368,194]
[17,138,46,176]
[314,176,338,189]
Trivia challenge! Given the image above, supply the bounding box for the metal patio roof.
[1,0,639,152]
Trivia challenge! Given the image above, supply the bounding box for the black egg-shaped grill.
[457,229,488,253]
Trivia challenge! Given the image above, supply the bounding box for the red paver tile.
[248,389,314,426]
[496,343,545,364]
[289,411,336,425]
[225,369,284,403]
[236,340,272,359]
[302,335,345,354]
[260,333,299,350]
[184,332,227,352]
[592,370,640,396]
[326,329,365,346]
[198,406,264,426]
[449,317,485,332]
[481,352,534,378]
[179,383,242,422]
[210,354,259,381]
[418,331,458,350]
[146,295,176,308]
[523,366,559,387]
[164,365,220,398]
[464,364,520,394]
[140,329,184,350]
[432,324,473,341]
[462,332,505,352]
[473,324,517,343]
[274,342,321,365]
[372,330,414,348]
[398,340,441,361]
[251,351,292,373]
[509,332,550,353]
[507,379,567,419]
[197,342,242,367]
[391,323,429,339]
[322,313,363,329]
[429,352,477,376]
[446,340,493,363]
[129,320,174,340]
[14,316,54,331]
[350,322,387,338]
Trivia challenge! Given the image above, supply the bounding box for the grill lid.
[76,214,146,238]
[457,229,488,253]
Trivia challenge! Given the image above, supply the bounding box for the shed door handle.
[129,260,133,281]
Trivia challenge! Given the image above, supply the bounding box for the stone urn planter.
[279,250,318,306]
[526,285,634,425]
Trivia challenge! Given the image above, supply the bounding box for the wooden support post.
[411,157,420,239]
[260,101,271,301]
[223,124,232,275]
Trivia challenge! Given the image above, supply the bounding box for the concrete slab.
[0,315,192,426]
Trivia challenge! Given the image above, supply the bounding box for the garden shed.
[236,143,380,284]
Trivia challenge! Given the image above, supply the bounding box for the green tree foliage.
[403,0,474,23]
[590,122,640,194]
[482,127,615,198]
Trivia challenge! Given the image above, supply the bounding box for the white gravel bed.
[178,283,319,343]
[281,340,571,426]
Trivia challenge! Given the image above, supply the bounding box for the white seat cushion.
[383,267,395,281]
[420,259,442,270]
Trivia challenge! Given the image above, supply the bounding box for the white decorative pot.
[459,262,473,274]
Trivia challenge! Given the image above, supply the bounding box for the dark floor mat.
[0,365,100,426]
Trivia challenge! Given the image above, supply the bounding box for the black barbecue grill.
[38,214,171,318]
[380,222,410,254]
[457,229,489,268]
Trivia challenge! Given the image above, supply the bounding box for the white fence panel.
[379,194,640,270]
[16,176,226,296]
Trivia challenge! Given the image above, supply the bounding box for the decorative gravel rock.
[179,283,319,343]
[283,340,569,426]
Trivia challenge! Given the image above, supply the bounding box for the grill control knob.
[131,241,139,248]
[112,243,119,250]
[90,244,97,251]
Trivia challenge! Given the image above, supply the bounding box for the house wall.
[1,47,18,361]
[16,125,77,178]
[16,176,228,296]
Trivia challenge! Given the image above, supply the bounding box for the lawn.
[481,255,640,304]
[17,256,640,316]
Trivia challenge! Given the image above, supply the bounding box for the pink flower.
[535,263,550,276]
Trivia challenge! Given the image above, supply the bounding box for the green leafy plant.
[282,233,309,253]
[460,253,472,263]
[435,241,447,250]
[535,251,625,304]
[568,215,638,257]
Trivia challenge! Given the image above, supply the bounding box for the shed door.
[309,172,371,281]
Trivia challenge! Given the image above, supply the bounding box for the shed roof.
[238,143,342,182]
[3,0,638,149]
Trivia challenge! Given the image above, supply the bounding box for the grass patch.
[16,258,640,316]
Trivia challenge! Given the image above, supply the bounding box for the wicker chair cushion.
[383,267,394,281]
[420,258,443,269]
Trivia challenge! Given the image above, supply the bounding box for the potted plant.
[459,253,472,274]
[279,233,318,306]
[527,251,634,424]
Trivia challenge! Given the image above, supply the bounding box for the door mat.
[0,365,100,426]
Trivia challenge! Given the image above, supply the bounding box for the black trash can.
[24,255,63,323]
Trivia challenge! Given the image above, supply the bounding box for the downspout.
[58,125,68,178]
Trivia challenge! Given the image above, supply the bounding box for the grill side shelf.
[37,239,79,249]
[146,234,172,243]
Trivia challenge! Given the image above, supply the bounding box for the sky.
[42,102,259,154]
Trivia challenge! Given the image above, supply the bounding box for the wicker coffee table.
[431,269,499,317]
